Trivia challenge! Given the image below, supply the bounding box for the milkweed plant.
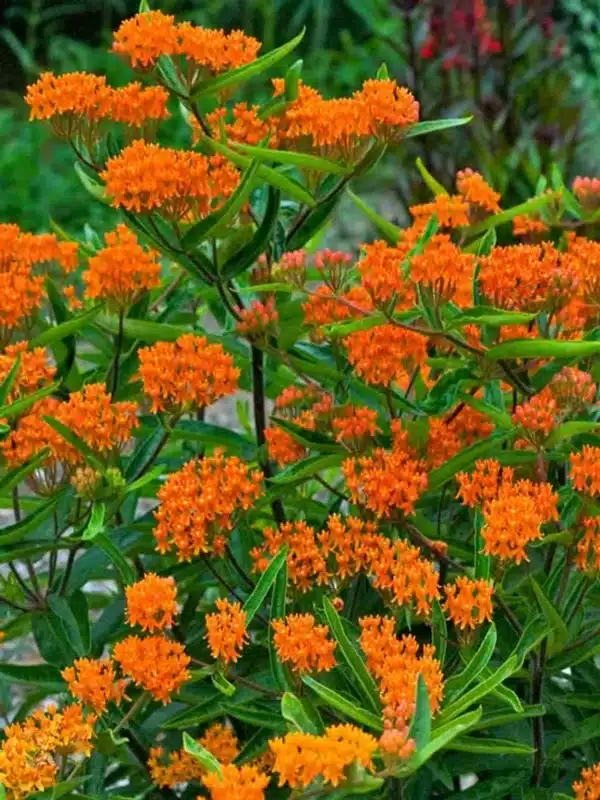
[3,3,600,799]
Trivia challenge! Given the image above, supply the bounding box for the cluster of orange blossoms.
[125,572,178,631]
[570,445,600,497]
[458,460,559,563]
[204,764,270,799]
[113,635,190,704]
[343,423,428,517]
[206,102,272,147]
[575,516,600,574]
[3,383,138,473]
[359,616,444,720]
[574,762,600,799]
[270,725,377,789]
[138,333,239,413]
[332,405,381,449]
[62,658,127,713]
[148,723,239,788]
[443,576,494,630]
[272,614,337,672]
[0,342,55,402]
[345,324,427,389]
[265,386,332,466]
[153,452,263,559]
[101,141,240,221]
[83,225,161,308]
[236,297,279,338]
[0,223,77,338]
[252,514,440,615]
[26,72,170,137]
[0,704,95,800]
[205,598,248,663]
[427,405,494,468]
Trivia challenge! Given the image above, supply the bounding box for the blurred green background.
[2,0,600,237]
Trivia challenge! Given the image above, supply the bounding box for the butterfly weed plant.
[3,3,600,799]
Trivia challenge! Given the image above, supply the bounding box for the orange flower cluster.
[203,764,270,799]
[359,615,444,719]
[138,333,239,413]
[427,406,494,468]
[3,384,138,470]
[571,446,600,498]
[458,460,559,563]
[148,723,239,788]
[272,249,307,287]
[265,386,334,466]
[357,239,411,307]
[205,598,248,663]
[62,658,127,713]
[512,214,549,237]
[574,762,600,799]
[0,223,77,335]
[512,388,561,444]
[270,725,377,789]
[379,706,416,763]
[302,285,373,335]
[443,576,494,629]
[26,73,169,135]
[101,140,240,220]
[252,519,330,590]
[573,177,600,211]
[0,342,55,403]
[153,452,263,560]
[410,195,470,229]
[125,573,178,632]
[344,324,427,388]
[236,297,279,338]
[113,635,190,703]
[409,234,475,304]
[456,168,501,214]
[83,225,161,308]
[265,420,312,466]
[315,248,353,291]
[112,12,261,76]
[206,103,272,146]
[566,234,600,304]
[575,517,600,574]
[272,614,337,673]
[332,405,380,449]
[550,366,596,411]
[343,425,428,517]
[367,538,440,615]
[0,704,95,800]
[478,242,577,312]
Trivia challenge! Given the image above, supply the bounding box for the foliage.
[3,3,600,800]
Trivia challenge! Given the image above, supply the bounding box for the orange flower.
[314,249,353,291]
[550,366,596,411]
[573,177,600,211]
[574,762,600,799]
[408,234,475,304]
[112,11,179,67]
[125,573,178,632]
[344,324,427,388]
[576,517,600,574]
[148,724,238,789]
[0,704,95,800]
[427,406,494,468]
[251,520,329,591]
[206,103,272,146]
[457,458,512,508]
[272,614,336,673]
[101,140,240,221]
[177,25,261,76]
[343,438,428,518]
[270,725,377,789]
[265,421,311,466]
[365,538,440,615]
[0,262,45,335]
[83,225,161,308]
[357,78,419,141]
[410,195,470,229]
[571,446,600,498]
[302,285,373,333]
[359,615,444,719]
[566,234,600,304]
[443,577,494,629]
[199,723,240,764]
[358,240,411,307]
[153,453,263,560]
[108,83,170,127]
[236,297,279,338]
[0,342,55,403]
[512,389,558,441]
[25,72,112,136]
[205,599,248,664]
[113,635,190,703]
[62,658,127,713]
[379,706,416,763]
[456,168,501,213]
[203,764,270,799]
[332,405,380,449]
[138,333,239,413]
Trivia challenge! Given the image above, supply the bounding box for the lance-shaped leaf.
[183,732,222,776]
[488,338,600,360]
[42,416,105,472]
[232,141,350,175]
[467,191,561,236]
[243,547,288,624]
[222,186,280,279]
[30,306,102,347]
[416,157,448,196]
[0,382,59,421]
[347,189,401,243]
[403,116,472,141]
[301,675,383,731]
[281,691,324,734]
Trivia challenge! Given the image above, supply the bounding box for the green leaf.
[281,691,323,734]
[323,312,387,338]
[32,612,78,668]
[212,671,236,696]
[30,306,102,347]
[399,708,483,774]
[547,712,600,760]
[286,189,345,250]
[270,561,294,692]
[347,189,401,243]
[183,731,223,776]
[204,137,315,207]
[95,533,135,585]
[284,58,303,101]
[233,142,350,175]
[161,419,257,459]
[243,547,288,624]
[69,590,91,654]
[81,502,106,541]
[301,675,383,731]
[447,737,535,755]
[0,450,51,495]
[48,595,87,656]
[0,383,60,420]
[437,654,519,724]
[431,600,447,666]
[222,186,280,279]
[96,313,188,342]
[322,596,380,713]
[192,28,305,100]
[403,117,472,141]
[467,191,560,236]
[0,494,62,546]
[546,421,600,448]
[181,157,261,250]
[458,392,513,431]
[445,624,498,702]
[42,416,105,472]
[416,157,448,196]
[487,338,600,360]
[74,162,107,202]
[0,662,64,689]
[529,576,569,655]
[468,704,545,732]
[409,674,431,751]
[271,417,341,453]
[271,453,346,485]
[0,354,21,406]
[449,307,537,328]
[426,432,512,491]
